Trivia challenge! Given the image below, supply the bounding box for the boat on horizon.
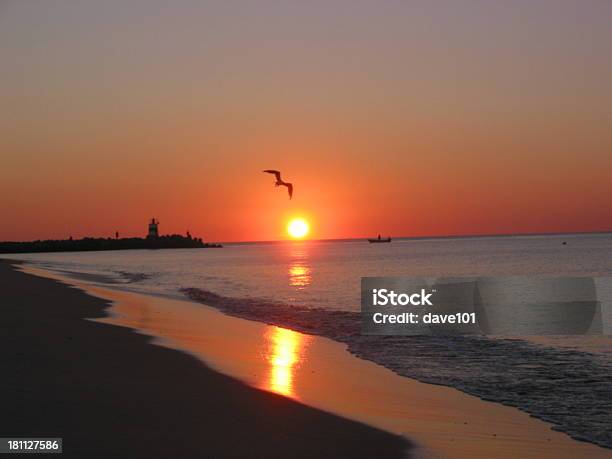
[368,235,392,243]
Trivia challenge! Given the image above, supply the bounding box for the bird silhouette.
[263,170,293,199]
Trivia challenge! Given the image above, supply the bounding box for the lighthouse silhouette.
[147,218,159,239]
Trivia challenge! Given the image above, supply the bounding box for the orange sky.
[1,1,611,242]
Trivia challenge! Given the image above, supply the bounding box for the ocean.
[4,232,612,448]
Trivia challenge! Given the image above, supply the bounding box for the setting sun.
[287,218,310,239]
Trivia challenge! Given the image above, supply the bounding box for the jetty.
[0,218,222,254]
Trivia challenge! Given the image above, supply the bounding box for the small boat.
[368,234,391,243]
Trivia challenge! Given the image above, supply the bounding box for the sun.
[287,218,310,239]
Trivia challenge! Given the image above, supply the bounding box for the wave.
[183,287,612,449]
[116,270,151,283]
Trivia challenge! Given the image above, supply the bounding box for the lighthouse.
[147,218,159,239]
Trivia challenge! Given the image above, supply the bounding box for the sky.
[1,0,611,242]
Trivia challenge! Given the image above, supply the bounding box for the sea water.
[4,233,612,448]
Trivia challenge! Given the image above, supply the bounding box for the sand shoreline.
[0,260,410,458]
[4,259,612,459]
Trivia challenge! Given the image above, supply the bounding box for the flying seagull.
[263,170,293,199]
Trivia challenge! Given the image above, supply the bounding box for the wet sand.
[0,260,409,458]
[17,263,612,459]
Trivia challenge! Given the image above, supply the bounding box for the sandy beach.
[3,259,611,459]
[0,260,409,458]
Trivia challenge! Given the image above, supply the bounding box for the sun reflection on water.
[265,326,309,398]
[288,243,312,290]
[289,264,311,288]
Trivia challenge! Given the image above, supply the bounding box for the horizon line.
[2,229,611,246]
[221,229,612,245]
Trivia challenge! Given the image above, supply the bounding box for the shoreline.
[0,260,410,458]
[14,261,612,459]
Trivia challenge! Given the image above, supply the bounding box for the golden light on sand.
[287,218,309,239]
[266,327,302,396]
